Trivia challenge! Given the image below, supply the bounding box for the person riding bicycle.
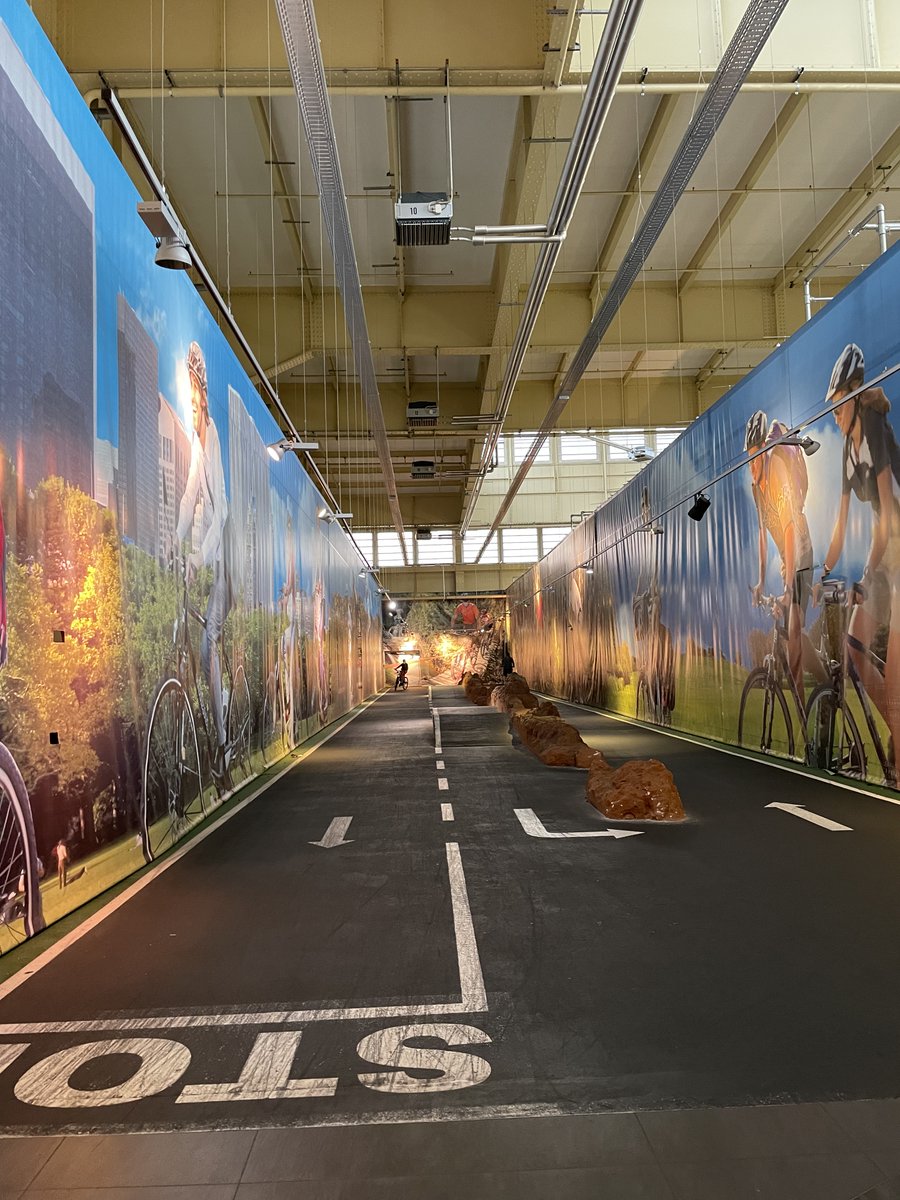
[822,342,900,782]
[176,341,233,785]
[745,409,816,702]
[394,660,409,690]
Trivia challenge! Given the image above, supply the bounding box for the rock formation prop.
[490,673,540,714]
[462,672,492,706]
[586,757,686,821]
[511,712,604,769]
[533,699,560,717]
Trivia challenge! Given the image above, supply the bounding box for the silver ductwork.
[275,0,407,559]
[473,0,794,560]
[459,0,646,538]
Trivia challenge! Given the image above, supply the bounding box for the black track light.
[688,492,711,522]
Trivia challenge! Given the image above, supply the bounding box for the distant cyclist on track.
[745,409,817,703]
[821,343,900,782]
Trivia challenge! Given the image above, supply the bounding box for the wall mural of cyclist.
[510,238,900,796]
[0,2,382,953]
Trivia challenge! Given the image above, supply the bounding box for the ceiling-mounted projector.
[411,459,436,479]
[628,445,655,462]
[407,400,438,427]
[395,192,453,246]
[415,528,432,541]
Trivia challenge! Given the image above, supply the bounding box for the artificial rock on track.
[490,673,540,714]
[586,756,686,821]
[511,711,603,769]
[463,672,492,706]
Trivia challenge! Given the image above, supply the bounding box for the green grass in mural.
[603,652,892,786]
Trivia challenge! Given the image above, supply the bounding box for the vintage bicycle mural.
[510,239,900,797]
[0,2,381,951]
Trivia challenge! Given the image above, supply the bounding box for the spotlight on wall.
[267,438,320,462]
[388,601,397,611]
[138,200,192,270]
[688,492,711,522]
[581,563,594,574]
[155,235,191,270]
[319,509,353,523]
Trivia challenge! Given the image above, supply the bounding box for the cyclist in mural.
[822,342,900,782]
[313,577,328,721]
[279,514,299,735]
[176,341,233,784]
[451,598,479,631]
[745,409,816,702]
[632,486,675,722]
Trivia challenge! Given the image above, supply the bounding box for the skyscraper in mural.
[158,394,190,561]
[117,294,159,557]
[0,23,94,495]
[228,385,273,609]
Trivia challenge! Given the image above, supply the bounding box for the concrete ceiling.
[32,0,900,530]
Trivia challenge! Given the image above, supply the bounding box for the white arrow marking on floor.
[309,816,354,848]
[514,808,643,840]
[765,802,852,831]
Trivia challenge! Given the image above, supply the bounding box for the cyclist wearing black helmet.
[745,408,816,699]
[822,342,900,781]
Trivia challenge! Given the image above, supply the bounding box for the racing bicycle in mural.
[737,582,888,782]
[0,744,45,943]
[737,593,803,760]
[804,577,886,782]
[140,555,253,862]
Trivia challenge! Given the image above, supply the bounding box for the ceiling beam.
[588,93,680,311]
[678,93,809,290]
[778,120,900,287]
[248,96,314,304]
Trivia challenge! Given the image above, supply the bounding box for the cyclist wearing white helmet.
[745,408,816,700]
[822,342,900,782]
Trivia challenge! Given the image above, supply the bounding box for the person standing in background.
[55,839,68,889]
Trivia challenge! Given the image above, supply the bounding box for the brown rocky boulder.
[490,672,539,714]
[511,712,604,769]
[533,699,560,718]
[463,672,492,706]
[586,757,685,821]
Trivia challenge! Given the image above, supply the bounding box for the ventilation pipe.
[472,0,793,561]
[459,0,645,538]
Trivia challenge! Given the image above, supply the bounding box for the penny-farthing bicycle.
[141,561,252,862]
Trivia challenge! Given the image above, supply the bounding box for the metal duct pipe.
[459,0,645,538]
[82,82,900,107]
[474,0,793,561]
[468,233,567,245]
[274,0,408,561]
[100,87,377,573]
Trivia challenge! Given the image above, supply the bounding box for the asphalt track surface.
[1,684,900,1137]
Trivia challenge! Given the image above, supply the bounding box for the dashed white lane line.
[438,777,449,791]
[441,803,454,822]
[436,760,445,770]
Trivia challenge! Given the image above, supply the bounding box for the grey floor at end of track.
[1,684,900,1198]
